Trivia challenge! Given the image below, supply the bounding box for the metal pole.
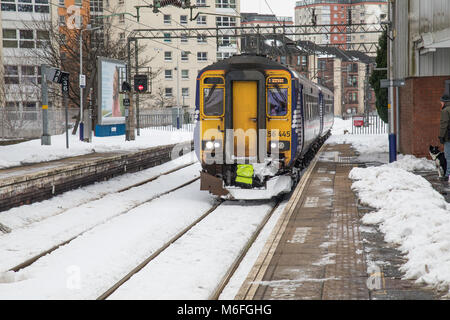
[176,51,180,108]
[396,86,400,150]
[41,64,51,145]
[65,92,69,149]
[388,0,397,162]
[80,29,84,141]
[135,39,140,136]
[126,38,135,141]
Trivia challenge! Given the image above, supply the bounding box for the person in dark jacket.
[439,94,450,181]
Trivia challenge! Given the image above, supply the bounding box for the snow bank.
[349,160,450,294]
[0,129,192,169]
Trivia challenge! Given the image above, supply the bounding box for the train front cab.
[197,68,294,199]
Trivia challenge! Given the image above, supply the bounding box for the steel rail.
[8,175,200,273]
[208,199,284,300]
[97,200,224,300]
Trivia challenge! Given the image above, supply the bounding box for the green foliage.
[369,30,388,123]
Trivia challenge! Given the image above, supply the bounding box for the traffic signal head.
[134,74,148,93]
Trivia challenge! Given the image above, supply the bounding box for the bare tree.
[150,85,176,109]
[0,64,45,139]
[24,10,156,134]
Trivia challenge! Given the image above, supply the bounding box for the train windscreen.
[203,86,224,116]
[268,87,288,116]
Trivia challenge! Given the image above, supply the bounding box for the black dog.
[429,145,447,178]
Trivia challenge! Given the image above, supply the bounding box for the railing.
[1,108,196,140]
[351,114,388,135]
[139,111,195,132]
[1,108,79,139]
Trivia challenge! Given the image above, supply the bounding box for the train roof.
[199,54,291,74]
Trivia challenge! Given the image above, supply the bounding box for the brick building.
[393,0,450,158]
[295,0,388,55]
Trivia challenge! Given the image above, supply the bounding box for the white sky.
[240,0,297,20]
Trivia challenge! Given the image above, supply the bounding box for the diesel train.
[194,54,334,199]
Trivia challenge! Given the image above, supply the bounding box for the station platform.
[236,143,443,300]
[0,142,192,213]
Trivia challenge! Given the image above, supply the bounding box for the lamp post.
[79,25,102,141]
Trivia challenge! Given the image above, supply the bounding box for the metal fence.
[138,110,196,132]
[1,108,196,140]
[351,114,388,135]
[1,108,79,140]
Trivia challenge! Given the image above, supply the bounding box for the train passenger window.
[203,86,224,116]
[268,87,288,116]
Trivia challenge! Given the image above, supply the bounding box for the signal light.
[134,74,148,93]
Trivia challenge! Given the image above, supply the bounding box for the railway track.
[96,198,284,300]
[208,199,284,300]
[0,160,197,235]
[0,142,194,213]
[97,201,224,300]
[6,163,200,273]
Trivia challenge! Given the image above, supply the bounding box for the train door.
[232,81,258,162]
[319,91,324,136]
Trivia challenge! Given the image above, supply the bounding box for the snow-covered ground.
[332,117,450,296]
[1,116,448,299]
[0,147,284,300]
[328,117,389,163]
[350,158,450,296]
[0,128,193,169]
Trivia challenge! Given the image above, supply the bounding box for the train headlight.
[205,141,214,150]
[203,140,222,151]
[269,141,290,152]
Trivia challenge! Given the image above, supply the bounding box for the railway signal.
[134,74,148,93]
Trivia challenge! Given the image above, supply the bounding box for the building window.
[1,1,16,11]
[164,51,172,61]
[181,52,189,61]
[36,30,50,48]
[197,34,207,43]
[197,52,207,61]
[2,29,18,48]
[217,52,232,60]
[196,0,206,5]
[19,30,35,48]
[347,75,358,87]
[182,88,189,97]
[197,15,206,25]
[21,65,38,84]
[215,0,236,8]
[4,65,41,85]
[164,33,172,42]
[181,33,188,43]
[164,14,171,24]
[216,16,236,27]
[180,15,188,25]
[165,87,173,97]
[218,36,236,47]
[181,70,189,79]
[165,69,173,80]
[59,15,66,26]
[4,65,19,84]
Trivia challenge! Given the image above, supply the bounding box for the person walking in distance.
[439,94,450,182]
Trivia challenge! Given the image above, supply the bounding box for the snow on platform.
[0,129,193,170]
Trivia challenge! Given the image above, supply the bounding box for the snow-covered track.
[208,199,284,300]
[0,142,193,213]
[97,201,224,300]
[5,172,200,273]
